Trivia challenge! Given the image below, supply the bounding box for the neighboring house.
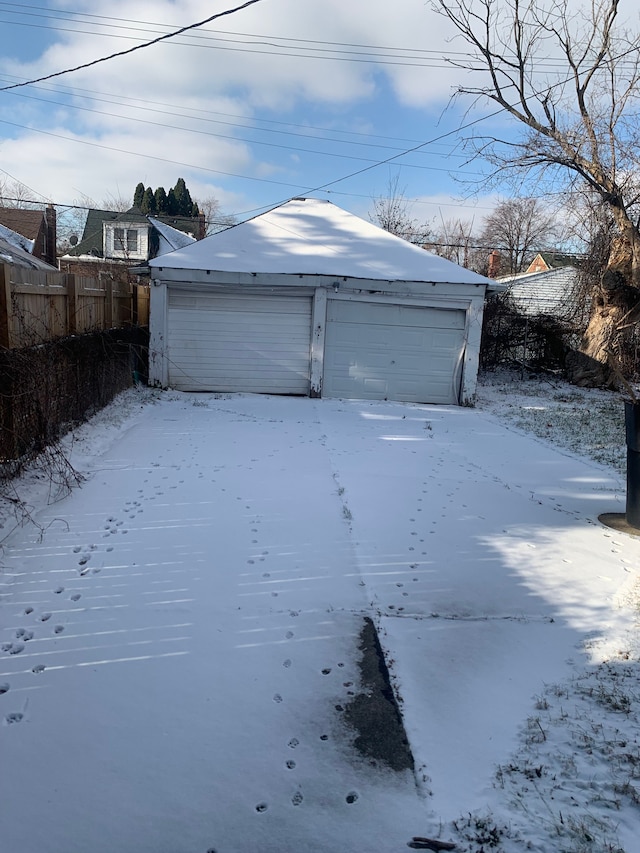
[148,198,499,405]
[498,265,581,320]
[59,208,205,278]
[525,252,578,274]
[0,205,57,267]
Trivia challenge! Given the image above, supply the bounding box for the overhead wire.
[0,0,267,92]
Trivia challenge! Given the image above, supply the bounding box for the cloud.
[0,0,483,215]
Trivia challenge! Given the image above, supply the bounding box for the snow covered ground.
[1,373,639,853]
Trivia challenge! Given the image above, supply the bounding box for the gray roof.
[0,235,58,270]
[500,266,579,318]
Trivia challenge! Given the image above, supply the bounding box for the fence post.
[66,273,78,335]
[0,263,14,349]
[105,278,114,329]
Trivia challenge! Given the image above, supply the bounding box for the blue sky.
[0,0,506,228]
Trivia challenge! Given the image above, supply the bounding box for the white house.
[148,198,498,405]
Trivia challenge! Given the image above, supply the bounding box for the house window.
[104,222,148,260]
[114,227,138,254]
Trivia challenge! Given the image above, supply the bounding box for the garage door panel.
[323,300,466,404]
[167,292,312,393]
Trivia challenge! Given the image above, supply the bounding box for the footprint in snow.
[3,642,25,655]
[273,694,283,703]
[54,625,64,634]
[291,791,304,806]
[70,593,81,602]
[255,803,268,813]
[23,607,34,615]
[5,712,23,725]
[38,613,52,622]
[32,664,45,674]
[15,628,33,641]
[345,791,359,804]
[0,682,9,695]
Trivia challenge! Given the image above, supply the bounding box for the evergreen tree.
[167,187,178,216]
[141,186,156,215]
[173,177,194,216]
[154,186,169,215]
[133,182,145,209]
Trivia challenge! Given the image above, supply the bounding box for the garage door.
[323,300,466,404]
[167,291,312,393]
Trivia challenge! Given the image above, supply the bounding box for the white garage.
[148,199,497,405]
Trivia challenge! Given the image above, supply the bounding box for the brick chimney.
[487,249,501,278]
[44,204,57,266]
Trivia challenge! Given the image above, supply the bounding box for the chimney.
[487,249,501,279]
[45,204,57,266]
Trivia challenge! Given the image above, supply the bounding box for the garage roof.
[149,198,493,286]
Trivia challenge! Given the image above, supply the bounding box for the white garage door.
[323,300,466,404]
[167,291,312,393]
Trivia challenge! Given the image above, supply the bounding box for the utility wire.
[0,0,266,92]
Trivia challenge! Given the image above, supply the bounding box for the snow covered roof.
[149,198,493,286]
[0,221,35,255]
[500,266,579,318]
[148,217,196,252]
[0,235,57,270]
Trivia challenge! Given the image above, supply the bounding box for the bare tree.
[370,175,431,244]
[0,176,41,207]
[195,195,236,236]
[427,217,480,269]
[480,197,558,274]
[433,0,640,376]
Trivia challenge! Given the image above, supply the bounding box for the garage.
[166,291,312,393]
[148,198,497,404]
[323,300,466,404]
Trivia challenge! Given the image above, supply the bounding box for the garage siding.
[322,300,466,404]
[167,291,312,393]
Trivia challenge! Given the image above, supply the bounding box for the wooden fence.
[0,263,149,349]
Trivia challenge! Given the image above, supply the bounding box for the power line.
[0,84,474,174]
[1,72,459,154]
[0,0,267,92]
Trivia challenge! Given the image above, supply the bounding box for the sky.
[0,0,512,232]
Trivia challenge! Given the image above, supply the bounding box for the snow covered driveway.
[1,392,640,852]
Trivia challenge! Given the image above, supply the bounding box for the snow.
[149,198,493,286]
[148,216,197,252]
[1,374,640,853]
[0,222,35,255]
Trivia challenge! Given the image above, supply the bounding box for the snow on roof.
[147,217,197,252]
[0,235,57,270]
[149,198,492,286]
[500,266,579,318]
[0,221,35,255]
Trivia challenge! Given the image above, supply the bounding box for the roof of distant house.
[0,234,58,270]
[0,221,34,254]
[499,265,580,318]
[66,207,203,257]
[0,207,46,244]
[527,251,581,271]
